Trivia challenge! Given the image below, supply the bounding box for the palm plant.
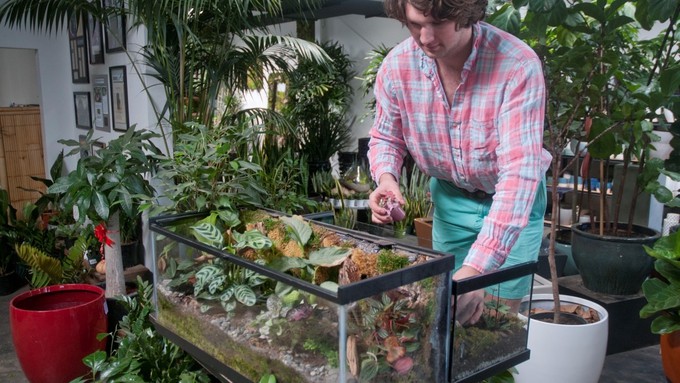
[282,40,354,170]
[0,0,332,296]
[358,44,393,122]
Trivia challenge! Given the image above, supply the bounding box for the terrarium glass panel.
[449,265,535,383]
[149,210,455,383]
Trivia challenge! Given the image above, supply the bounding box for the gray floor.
[0,285,668,382]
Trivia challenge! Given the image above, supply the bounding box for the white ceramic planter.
[513,294,609,383]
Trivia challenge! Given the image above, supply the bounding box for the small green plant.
[311,170,336,198]
[303,338,339,368]
[332,178,358,229]
[193,260,268,313]
[482,297,513,331]
[333,207,357,230]
[72,277,211,383]
[15,240,86,288]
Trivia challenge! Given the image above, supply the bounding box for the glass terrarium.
[148,210,535,383]
[449,263,536,383]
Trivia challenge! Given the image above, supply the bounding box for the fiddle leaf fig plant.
[48,128,162,297]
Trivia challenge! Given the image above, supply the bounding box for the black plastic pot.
[571,223,660,295]
[0,271,26,296]
[121,240,141,269]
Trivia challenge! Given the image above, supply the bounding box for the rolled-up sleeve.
[368,63,408,183]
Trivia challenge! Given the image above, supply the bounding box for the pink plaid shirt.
[368,22,551,273]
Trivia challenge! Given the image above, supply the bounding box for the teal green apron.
[430,178,546,299]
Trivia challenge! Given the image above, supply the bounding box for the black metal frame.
[149,210,456,305]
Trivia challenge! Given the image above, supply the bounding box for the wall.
[0,20,162,173]
[0,48,40,106]
[319,15,408,150]
[0,25,73,173]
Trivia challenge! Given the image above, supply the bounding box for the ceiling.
[281,0,386,20]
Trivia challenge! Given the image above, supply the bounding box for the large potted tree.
[563,0,680,296]
[489,0,680,380]
[488,1,643,381]
[48,129,161,298]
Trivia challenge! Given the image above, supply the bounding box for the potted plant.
[487,1,635,380]
[48,128,161,298]
[531,0,679,296]
[564,1,680,295]
[120,211,143,269]
[9,234,107,383]
[640,227,680,382]
[15,150,68,229]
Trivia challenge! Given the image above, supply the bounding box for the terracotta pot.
[413,217,433,249]
[661,331,680,382]
[10,284,108,383]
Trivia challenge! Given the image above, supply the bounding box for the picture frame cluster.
[72,0,129,133]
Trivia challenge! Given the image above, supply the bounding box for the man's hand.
[368,174,404,224]
[452,266,485,325]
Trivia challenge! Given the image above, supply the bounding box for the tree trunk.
[105,211,126,298]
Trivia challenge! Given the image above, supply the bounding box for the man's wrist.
[378,172,398,185]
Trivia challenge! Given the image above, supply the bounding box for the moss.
[240,209,272,227]
[157,295,307,382]
[377,249,410,274]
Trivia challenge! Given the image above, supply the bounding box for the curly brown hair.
[384,0,487,28]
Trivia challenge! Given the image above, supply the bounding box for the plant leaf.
[307,247,352,267]
[191,223,223,248]
[280,216,312,246]
[233,229,272,250]
[234,284,257,306]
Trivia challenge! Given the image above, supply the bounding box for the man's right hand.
[368,174,404,224]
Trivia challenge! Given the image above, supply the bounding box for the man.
[367,0,550,324]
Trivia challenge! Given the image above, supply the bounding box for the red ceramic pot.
[10,284,108,383]
[661,331,680,383]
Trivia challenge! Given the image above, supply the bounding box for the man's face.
[404,3,463,60]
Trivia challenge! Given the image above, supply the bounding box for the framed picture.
[93,75,110,131]
[104,0,126,53]
[68,14,89,83]
[109,66,129,131]
[74,92,92,130]
[87,12,105,64]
